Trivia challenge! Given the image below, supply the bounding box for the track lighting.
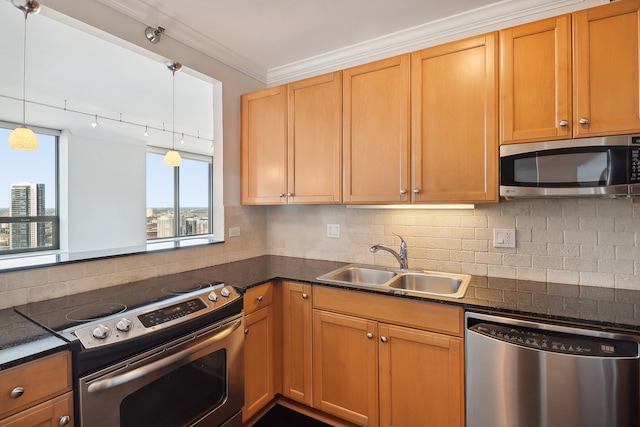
[8,0,40,151]
[91,114,100,128]
[164,61,182,167]
[145,26,164,44]
[144,126,149,137]
[180,133,185,144]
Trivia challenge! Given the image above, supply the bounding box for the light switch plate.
[327,224,340,238]
[494,228,516,248]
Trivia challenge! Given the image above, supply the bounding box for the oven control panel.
[74,284,241,349]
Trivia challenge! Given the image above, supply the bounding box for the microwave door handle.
[87,318,242,393]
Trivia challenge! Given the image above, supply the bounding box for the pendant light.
[9,0,40,151]
[164,61,182,167]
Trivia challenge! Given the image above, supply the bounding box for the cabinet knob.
[256,295,263,302]
[579,117,589,125]
[302,293,308,299]
[287,192,293,197]
[244,328,249,335]
[413,188,421,194]
[366,332,374,339]
[380,336,388,343]
[559,120,569,127]
[59,415,71,426]
[10,387,24,398]
[400,189,407,195]
[279,193,285,197]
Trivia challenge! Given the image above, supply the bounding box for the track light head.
[145,26,165,44]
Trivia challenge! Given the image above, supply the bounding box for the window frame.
[146,146,214,248]
[0,122,60,256]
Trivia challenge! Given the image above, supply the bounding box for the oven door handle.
[87,317,241,393]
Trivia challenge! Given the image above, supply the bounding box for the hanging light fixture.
[90,114,100,128]
[164,61,182,167]
[8,0,41,151]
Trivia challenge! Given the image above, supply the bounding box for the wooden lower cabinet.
[379,323,464,427]
[281,280,313,405]
[313,310,379,426]
[243,304,275,422]
[1,392,73,427]
[310,284,464,427]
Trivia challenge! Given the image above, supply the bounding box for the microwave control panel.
[631,147,640,183]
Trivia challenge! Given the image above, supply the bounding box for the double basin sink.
[317,264,470,298]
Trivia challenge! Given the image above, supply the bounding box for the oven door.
[78,314,244,427]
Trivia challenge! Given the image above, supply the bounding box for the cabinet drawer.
[1,391,73,427]
[244,282,274,314]
[313,286,463,337]
[0,351,71,419]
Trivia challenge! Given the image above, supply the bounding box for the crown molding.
[94,0,607,86]
[93,0,267,83]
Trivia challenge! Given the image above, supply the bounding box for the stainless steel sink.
[317,264,470,298]
[386,272,469,298]
[320,265,397,285]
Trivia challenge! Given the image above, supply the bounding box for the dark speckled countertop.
[190,255,640,333]
[4,255,640,370]
[0,308,69,370]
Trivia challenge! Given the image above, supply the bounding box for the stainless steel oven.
[15,274,244,427]
[79,313,243,427]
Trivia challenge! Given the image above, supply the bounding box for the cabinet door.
[500,15,572,144]
[411,33,498,203]
[243,305,274,422]
[313,310,379,426]
[241,86,288,204]
[573,0,640,137]
[343,54,411,204]
[1,392,73,427]
[281,281,313,405]
[379,323,464,427]
[288,72,342,204]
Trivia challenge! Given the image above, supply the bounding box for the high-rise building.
[9,182,45,249]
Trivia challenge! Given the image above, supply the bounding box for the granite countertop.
[0,308,69,370]
[187,255,640,333]
[4,255,640,370]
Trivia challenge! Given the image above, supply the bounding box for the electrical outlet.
[327,224,340,238]
[494,228,516,248]
[229,227,240,237]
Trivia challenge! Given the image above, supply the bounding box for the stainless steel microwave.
[500,135,640,198]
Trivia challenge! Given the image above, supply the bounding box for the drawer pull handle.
[10,387,24,398]
[59,415,71,426]
[256,295,263,302]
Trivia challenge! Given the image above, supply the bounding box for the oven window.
[120,349,226,427]
[514,151,608,185]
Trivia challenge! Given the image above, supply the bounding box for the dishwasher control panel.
[470,322,638,357]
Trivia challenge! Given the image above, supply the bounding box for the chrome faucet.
[370,233,408,269]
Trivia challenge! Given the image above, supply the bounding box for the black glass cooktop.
[14,272,222,332]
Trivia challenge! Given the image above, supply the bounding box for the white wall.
[62,133,146,256]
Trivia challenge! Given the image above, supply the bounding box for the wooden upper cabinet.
[241,86,288,204]
[411,33,499,203]
[500,15,572,144]
[573,0,640,138]
[288,72,342,204]
[343,54,411,204]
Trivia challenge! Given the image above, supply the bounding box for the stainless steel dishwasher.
[465,312,640,427]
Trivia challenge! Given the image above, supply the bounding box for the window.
[0,124,59,255]
[146,149,213,242]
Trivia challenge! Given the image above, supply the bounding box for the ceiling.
[94,0,608,84]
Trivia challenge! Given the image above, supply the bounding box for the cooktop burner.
[161,281,211,295]
[66,303,127,322]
